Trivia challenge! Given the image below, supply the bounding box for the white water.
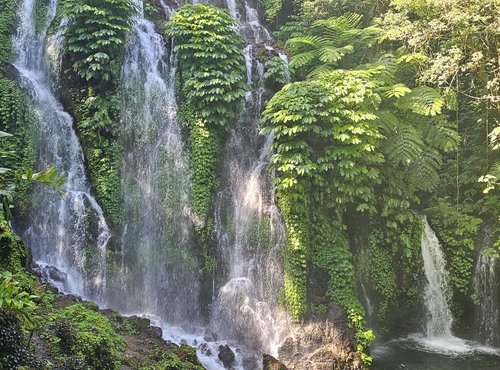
[13,0,110,302]
[103,0,199,324]
[13,1,292,368]
[421,217,454,338]
[209,0,292,364]
[473,251,499,346]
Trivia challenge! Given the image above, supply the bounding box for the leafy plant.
[50,303,125,370]
[287,13,381,78]
[0,272,37,326]
[63,0,137,86]
[166,4,246,224]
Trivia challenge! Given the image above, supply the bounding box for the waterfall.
[209,0,290,360]
[473,252,499,346]
[12,0,110,302]
[104,0,200,324]
[421,217,454,338]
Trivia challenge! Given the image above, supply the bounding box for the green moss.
[0,0,18,73]
[49,303,125,370]
[0,213,29,274]
[71,89,124,231]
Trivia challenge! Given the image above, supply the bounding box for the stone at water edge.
[263,353,289,370]
[218,344,236,368]
[277,310,365,370]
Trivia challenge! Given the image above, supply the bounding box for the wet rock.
[263,353,288,370]
[204,331,218,342]
[129,316,151,331]
[278,308,365,370]
[242,353,259,369]
[218,344,235,368]
[151,325,162,339]
[199,342,212,356]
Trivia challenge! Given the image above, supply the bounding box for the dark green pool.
[372,334,500,370]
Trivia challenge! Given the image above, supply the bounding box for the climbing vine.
[63,0,136,87]
[166,4,246,225]
[61,0,136,230]
[427,199,482,295]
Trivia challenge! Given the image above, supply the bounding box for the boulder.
[218,344,235,368]
[263,353,288,370]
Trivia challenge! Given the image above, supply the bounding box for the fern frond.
[378,83,411,98]
[307,64,335,79]
[409,148,442,191]
[318,45,354,64]
[314,13,363,33]
[384,123,424,166]
[417,116,459,152]
[286,35,322,52]
[290,50,318,69]
[395,86,444,116]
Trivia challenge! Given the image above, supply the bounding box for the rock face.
[218,344,236,368]
[263,353,289,370]
[278,312,364,370]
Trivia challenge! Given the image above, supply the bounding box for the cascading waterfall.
[421,217,454,338]
[209,0,290,360]
[473,251,499,346]
[13,0,110,302]
[104,0,200,324]
[12,0,292,368]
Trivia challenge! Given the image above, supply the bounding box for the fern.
[396,86,444,116]
[287,14,381,77]
[410,148,442,191]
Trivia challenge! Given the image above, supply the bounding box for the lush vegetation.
[1,0,499,368]
[59,0,137,231]
[166,4,246,226]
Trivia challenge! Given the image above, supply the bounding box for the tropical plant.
[63,0,137,86]
[0,272,37,326]
[287,13,381,78]
[166,4,246,224]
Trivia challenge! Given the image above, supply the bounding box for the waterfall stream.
[209,0,290,361]
[473,251,499,346]
[421,217,454,338]
[103,0,200,325]
[13,0,110,303]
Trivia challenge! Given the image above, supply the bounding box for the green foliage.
[377,0,500,230]
[0,309,34,369]
[0,0,18,72]
[262,69,384,210]
[35,0,50,35]
[348,309,375,365]
[366,236,396,320]
[0,78,38,217]
[166,4,246,130]
[72,90,123,228]
[264,56,290,92]
[63,0,136,87]
[49,303,125,370]
[277,186,310,320]
[167,4,246,224]
[261,0,282,23]
[287,13,381,78]
[187,113,221,222]
[0,273,37,325]
[427,199,482,294]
